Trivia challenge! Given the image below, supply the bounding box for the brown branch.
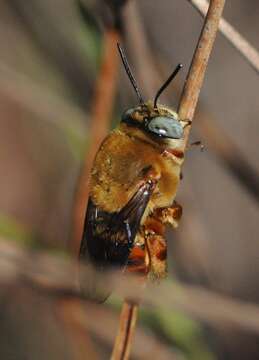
[58,298,183,359]
[120,1,225,357]
[111,301,138,360]
[3,239,259,334]
[187,0,259,74]
[71,29,120,255]
[133,39,259,207]
[73,2,225,358]
[178,0,226,150]
[57,298,98,360]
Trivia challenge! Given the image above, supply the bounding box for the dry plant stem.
[178,0,226,150]
[69,300,182,360]
[57,299,98,360]
[120,2,224,357]
[187,0,259,74]
[125,3,259,207]
[3,239,259,334]
[111,301,138,360]
[71,29,120,255]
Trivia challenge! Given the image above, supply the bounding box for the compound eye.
[147,116,183,139]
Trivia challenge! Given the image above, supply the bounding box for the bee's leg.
[153,200,183,229]
[126,219,167,281]
[145,231,167,281]
[126,208,169,280]
[187,140,205,152]
[126,231,150,276]
[137,215,167,281]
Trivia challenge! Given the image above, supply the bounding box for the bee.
[79,44,188,302]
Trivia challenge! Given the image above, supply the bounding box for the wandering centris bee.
[79,44,189,302]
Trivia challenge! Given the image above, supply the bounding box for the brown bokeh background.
[0,0,258,359]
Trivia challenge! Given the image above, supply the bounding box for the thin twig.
[3,239,259,334]
[111,301,138,360]
[74,2,224,359]
[71,29,120,255]
[121,1,225,357]
[126,1,259,207]
[57,298,98,360]
[187,0,259,74]
[58,298,183,360]
[178,0,226,150]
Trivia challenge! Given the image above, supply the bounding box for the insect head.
[117,43,184,141]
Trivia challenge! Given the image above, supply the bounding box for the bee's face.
[121,102,184,141]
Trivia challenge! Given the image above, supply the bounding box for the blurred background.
[0,0,258,359]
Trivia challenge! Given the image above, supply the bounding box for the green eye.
[147,116,183,139]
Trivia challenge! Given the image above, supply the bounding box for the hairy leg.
[153,200,182,228]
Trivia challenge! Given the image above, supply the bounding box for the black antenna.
[154,63,183,108]
[117,43,144,104]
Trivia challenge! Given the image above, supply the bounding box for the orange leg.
[145,232,167,281]
[126,201,182,280]
[126,229,167,281]
[143,215,168,281]
[153,200,182,228]
[126,230,149,276]
[141,201,182,280]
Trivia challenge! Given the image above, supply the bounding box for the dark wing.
[80,180,155,266]
[79,180,155,302]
